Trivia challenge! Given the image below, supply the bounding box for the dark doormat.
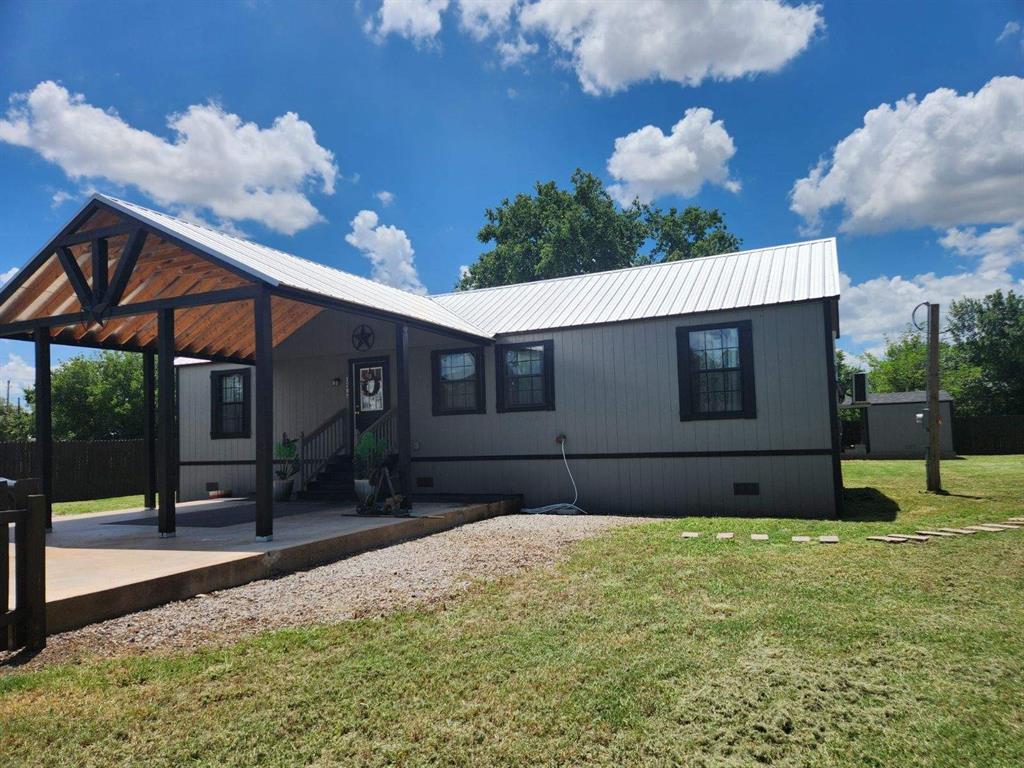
[104,502,323,529]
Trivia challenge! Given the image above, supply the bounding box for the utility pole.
[926,302,942,492]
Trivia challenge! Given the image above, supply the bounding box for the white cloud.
[458,264,470,279]
[0,267,18,285]
[607,107,739,205]
[0,81,338,235]
[996,20,1020,43]
[0,353,35,397]
[50,189,74,208]
[458,0,518,40]
[369,0,450,43]
[518,0,823,95]
[375,190,396,206]
[838,223,1024,352]
[791,76,1024,235]
[367,1,820,94]
[497,34,538,67]
[345,210,426,294]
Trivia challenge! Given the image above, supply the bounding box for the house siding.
[179,299,839,517]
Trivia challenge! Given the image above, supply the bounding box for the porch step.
[297,456,356,502]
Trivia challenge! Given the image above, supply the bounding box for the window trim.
[210,368,252,439]
[431,347,486,416]
[495,339,555,413]
[676,320,756,421]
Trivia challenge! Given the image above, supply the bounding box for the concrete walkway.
[8,496,518,633]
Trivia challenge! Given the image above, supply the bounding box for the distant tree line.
[837,290,1024,417]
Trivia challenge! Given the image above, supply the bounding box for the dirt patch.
[4,514,650,670]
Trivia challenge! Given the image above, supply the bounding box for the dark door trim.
[350,355,391,448]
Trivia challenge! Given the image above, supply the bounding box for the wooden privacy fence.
[953,415,1024,455]
[1,480,46,652]
[0,439,145,502]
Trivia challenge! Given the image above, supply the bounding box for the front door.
[351,357,390,435]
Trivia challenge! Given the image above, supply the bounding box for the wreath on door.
[360,371,381,397]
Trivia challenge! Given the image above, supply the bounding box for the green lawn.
[53,495,149,516]
[3,456,1023,767]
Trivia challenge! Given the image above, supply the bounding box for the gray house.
[0,195,844,539]
[842,391,955,459]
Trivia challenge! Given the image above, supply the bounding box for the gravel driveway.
[3,513,651,669]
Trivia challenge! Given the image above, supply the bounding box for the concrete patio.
[8,496,518,634]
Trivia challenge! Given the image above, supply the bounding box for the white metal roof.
[432,238,840,334]
[95,194,491,340]
[95,195,839,341]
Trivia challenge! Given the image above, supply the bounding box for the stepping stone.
[716,532,734,540]
[895,534,930,543]
[916,530,957,538]
[1008,517,1024,523]
[680,531,701,539]
[985,523,1020,530]
[818,535,839,544]
[751,534,769,541]
[938,527,977,535]
[867,535,905,543]
[966,525,1004,532]
[791,535,811,543]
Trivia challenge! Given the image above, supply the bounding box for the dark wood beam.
[157,308,176,537]
[143,351,157,510]
[395,322,412,510]
[33,329,53,530]
[0,285,260,336]
[56,247,92,311]
[56,222,137,247]
[254,287,273,541]
[91,239,108,303]
[0,329,254,365]
[103,228,148,310]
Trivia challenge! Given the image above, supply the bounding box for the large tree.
[23,351,147,441]
[860,331,983,413]
[456,169,740,290]
[947,289,1024,415]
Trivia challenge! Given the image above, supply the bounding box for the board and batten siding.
[178,298,839,517]
[409,300,837,517]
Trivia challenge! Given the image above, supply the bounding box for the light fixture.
[331,377,341,387]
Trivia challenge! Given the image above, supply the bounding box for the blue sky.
[1,0,1022,393]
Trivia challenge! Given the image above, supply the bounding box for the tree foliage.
[23,351,147,441]
[947,290,1024,415]
[0,401,33,441]
[456,169,740,290]
[861,331,981,410]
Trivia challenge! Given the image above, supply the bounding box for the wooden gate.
[1,480,46,652]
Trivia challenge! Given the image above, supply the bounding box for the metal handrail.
[297,408,348,491]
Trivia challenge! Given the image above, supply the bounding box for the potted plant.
[353,432,388,507]
[273,435,300,501]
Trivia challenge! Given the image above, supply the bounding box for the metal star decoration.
[352,324,375,351]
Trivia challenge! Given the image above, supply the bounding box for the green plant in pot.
[273,435,300,501]
[353,432,388,506]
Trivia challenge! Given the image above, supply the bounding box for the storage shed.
[841,391,955,459]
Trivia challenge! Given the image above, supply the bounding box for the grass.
[3,456,1023,767]
[53,494,148,516]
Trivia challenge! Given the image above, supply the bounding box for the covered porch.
[0,194,493,542]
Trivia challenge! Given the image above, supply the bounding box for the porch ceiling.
[0,204,323,361]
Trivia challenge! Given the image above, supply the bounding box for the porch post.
[142,350,157,509]
[33,328,53,530]
[157,308,176,536]
[394,322,412,510]
[254,287,274,541]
